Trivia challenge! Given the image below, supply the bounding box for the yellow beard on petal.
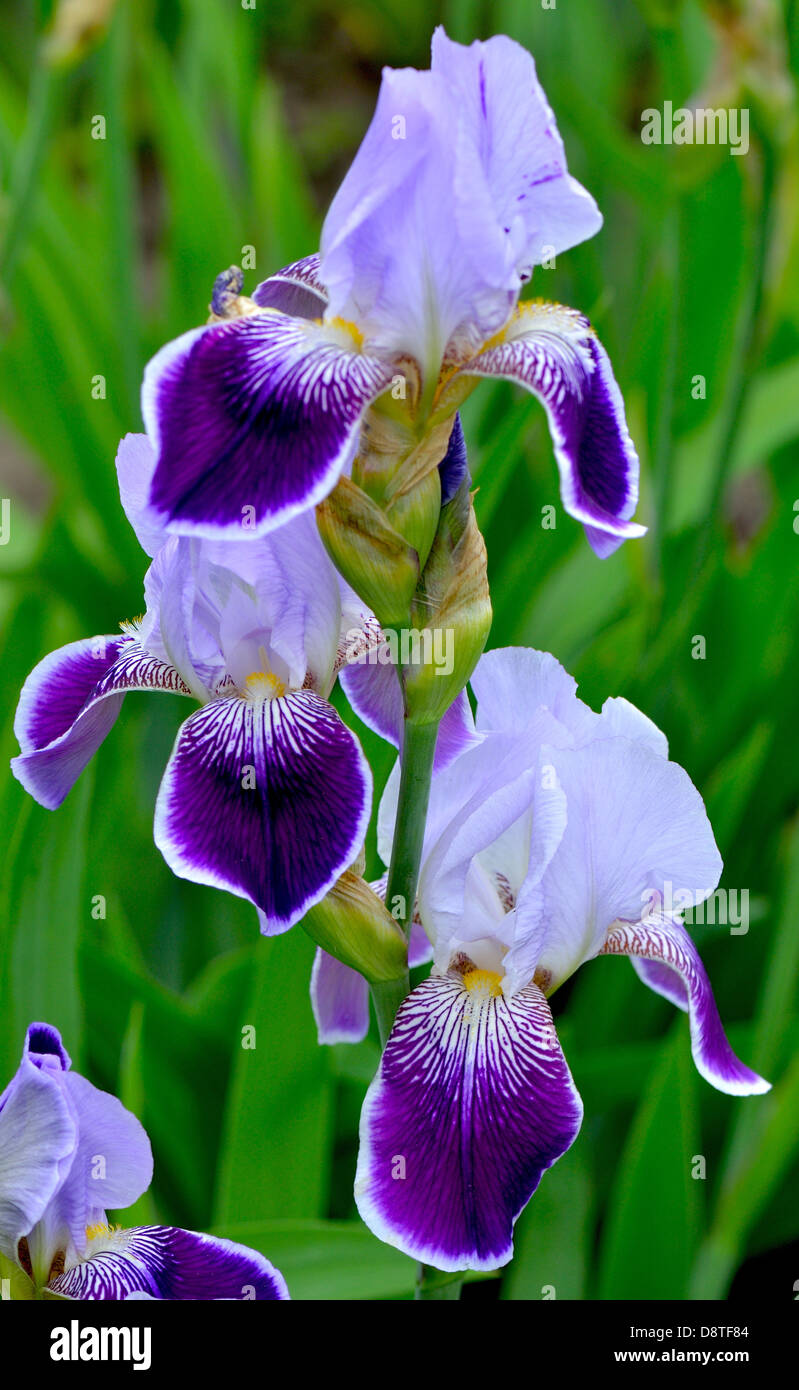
[462,968,503,1000]
[243,671,286,701]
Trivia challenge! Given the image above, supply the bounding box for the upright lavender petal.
[355,970,583,1271]
[602,917,770,1096]
[535,736,723,987]
[321,31,601,372]
[154,689,372,932]
[48,1226,289,1300]
[456,302,646,554]
[115,433,165,557]
[143,313,392,537]
[12,635,189,810]
[0,1033,76,1263]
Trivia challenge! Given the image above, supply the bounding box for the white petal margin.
[354,971,583,1272]
[601,917,770,1096]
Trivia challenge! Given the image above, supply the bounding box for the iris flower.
[11,434,374,933]
[0,1023,288,1299]
[345,647,769,1272]
[141,28,644,558]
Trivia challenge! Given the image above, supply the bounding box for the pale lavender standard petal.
[535,735,723,987]
[355,970,583,1271]
[252,253,328,320]
[455,302,645,555]
[0,1023,152,1271]
[48,1226,289,1300]
[154,689,372,932]
[430,29,602,272]
[0,1027,77,1262]
[320,31,602,371]
[115,433,165,557]
[143,313,392,537]
[11,635,190,810]
[601,917,770,1096]
[55,1070,154,1256]
[310,948,371,1045]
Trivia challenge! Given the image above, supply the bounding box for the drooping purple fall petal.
[48,1226,289,1301]
[143,313,392,537]
[355,970,583,1271]
[456,302,645,555]
[154,689,371,932]
[12,636,190,810]
[602,916,770,1096]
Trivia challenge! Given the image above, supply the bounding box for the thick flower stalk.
[343,648,770,1272]
[0,1023,288,1299]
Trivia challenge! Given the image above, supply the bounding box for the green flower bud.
[402,479,492,725]
[302,870,408,984]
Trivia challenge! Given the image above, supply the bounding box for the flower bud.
[402,478,492,724]
[302,870,408,984]
[317,477,420,630]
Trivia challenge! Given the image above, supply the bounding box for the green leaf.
[502,1141,593,1301]
[597,1025,703,1298]
[212,1219,416,1301]
[0,771,92,1073]
[214,931,334,1224]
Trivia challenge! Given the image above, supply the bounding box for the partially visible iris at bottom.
[0,1023,288,1300]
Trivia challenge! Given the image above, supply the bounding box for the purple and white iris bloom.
[0,1023,288,1299]
[11,434,373,934]
[141,28,644,558]
[352,647,769,1272]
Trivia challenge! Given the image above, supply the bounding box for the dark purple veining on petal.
[155,689,371,929]
[145,314,390,534]
[49,1227,289,1300]
[20,638,124,751]
[355,971,583,1270]
[462,309,643,550]
[12,635,190,810]
[602,918,769,1095]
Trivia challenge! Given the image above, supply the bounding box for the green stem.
[369,715,464,1299]
[416,1264,464,1300]
[385,718,439,940]
[369,718,439,1047]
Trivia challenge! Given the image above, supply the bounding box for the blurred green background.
[1,0,798,1301]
